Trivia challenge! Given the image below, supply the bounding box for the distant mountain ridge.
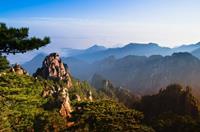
[92,53,200,97]
[62,53,200,98]
[22,53,46,74]
[22,42,200,75]
[64,42,200,63]
[21,42,200,99]
[72,43,172,63]
[84,45,106,53]
[173,42,200,52]
[23,42,200,76]
[22,45,106,74]
[14,41,200,66]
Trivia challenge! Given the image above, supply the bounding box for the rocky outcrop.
[34,53,72,88]
[75,94,81,102]
[88,91,93,101]
[59,87,72,118]
[42,83,73,118]
[35,53,74,118]
[10,64,28,75]
[41,83,55,98]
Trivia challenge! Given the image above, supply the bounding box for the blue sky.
[1,0,200,51]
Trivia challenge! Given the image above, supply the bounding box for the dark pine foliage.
[135,84,200,132]
[0,73,66,131]
[0,56,9,71]
[67,100,154,132]
[0,72,154,132]
[0,23,50,55]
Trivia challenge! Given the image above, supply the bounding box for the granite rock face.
[35,53,73,118]
[42,84,73,118]
[34,53,72,88]
[59,87,72,117]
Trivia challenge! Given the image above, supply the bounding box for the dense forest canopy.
[135,84,200,132]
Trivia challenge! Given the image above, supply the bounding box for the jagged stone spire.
[34,53,72,88]
[59,87,72,118]
[88,90,93,101]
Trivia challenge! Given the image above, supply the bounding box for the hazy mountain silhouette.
[60,53,200,99]
[62,57,94,80]
[22,45,106,74]
[22,53,46,74]
[92,53,200,97]
[84,45,106,53]
[23,42,200,80]
[72,43,172,62]
[191,47,200,58]
[61,44,106,57]
[173,42,200,52]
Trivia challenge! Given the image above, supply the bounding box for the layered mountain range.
[22,42,200,98]
[91,53,200,96]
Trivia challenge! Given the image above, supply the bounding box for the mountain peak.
[34,53,73,88]
[172,52,195,58]
[148,42,159,46]
[124,42,159,48]
[86,45,106,51]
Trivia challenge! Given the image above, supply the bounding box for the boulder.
[10,64,28,75]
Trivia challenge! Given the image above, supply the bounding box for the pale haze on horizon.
[1,0,200,63]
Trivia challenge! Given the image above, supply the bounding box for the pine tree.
[0,23,50,55]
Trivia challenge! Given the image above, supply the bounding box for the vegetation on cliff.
[0,73,67,131]
[67,100,154,132]
[0,56,9,72]
[0,72,154,131]
[135,84,200,132]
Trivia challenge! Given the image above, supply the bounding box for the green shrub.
[67,100,154,132]
[0,56,9,72]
